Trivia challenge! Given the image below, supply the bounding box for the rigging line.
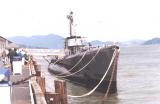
[55,50,88,76]
[56,47,102,78]
[68,48,117,98]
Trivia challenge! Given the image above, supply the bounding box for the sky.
[0,0,160,42]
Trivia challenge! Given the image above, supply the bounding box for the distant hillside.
[7,34,64,49]
[7,35,115,49]
[143,37,160,45]
[119,39,145,46]
[8,34,157,48]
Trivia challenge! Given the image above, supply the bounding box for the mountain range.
[7,34,160,49]
[7,34,64,49]
[143,37,160,45]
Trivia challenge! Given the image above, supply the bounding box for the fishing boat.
[48,12,120,95]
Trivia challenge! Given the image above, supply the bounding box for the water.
[35,45,160,104]
[117,45,160,104]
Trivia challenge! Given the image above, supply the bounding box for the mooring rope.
[103,49,120,100]
[68,48,118,98]
[56,47,102,78]
[43,55,62,65]
[52,58,62,65]
[56,50,88,76]
[42,56,50,63]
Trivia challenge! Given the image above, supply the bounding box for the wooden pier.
[9,62,47,104]
[4,55,67,104]
[11,67,34,104]
[32,60,68,104]
[0,36,68,104]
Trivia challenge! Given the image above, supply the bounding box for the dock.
[0,49,67,104]
[11,67,34,104]
[10,62,47,104]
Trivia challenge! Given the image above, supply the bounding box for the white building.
[0,36,12,56]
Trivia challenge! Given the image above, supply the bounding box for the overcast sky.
[0,0,160,42]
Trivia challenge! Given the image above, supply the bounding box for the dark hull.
[48,45,120,94]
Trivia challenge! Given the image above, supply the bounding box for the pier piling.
[32,59,68,104]
[45,92,61,104]
[36,76,46,94]
[55,80,67,104]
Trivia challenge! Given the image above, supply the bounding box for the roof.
[0,36,12,43]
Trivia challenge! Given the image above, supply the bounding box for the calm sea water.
[36,45,160,104]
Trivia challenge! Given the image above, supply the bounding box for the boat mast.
[65,11,84,55]
[67,11,73,37]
